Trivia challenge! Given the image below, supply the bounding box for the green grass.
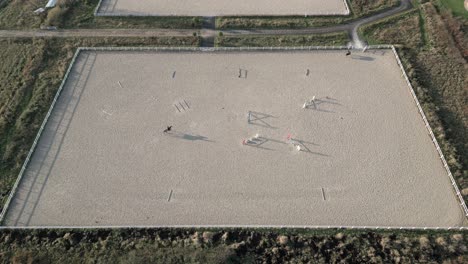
[215,32,350,47]
[0,36,199,211]
[439,0,468,17]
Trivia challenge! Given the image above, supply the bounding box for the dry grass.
[216,0,401,29]
[0,0,202,29]
[361,9,423,48]
[0,228,466,263]
[0,0,45,29]
[350,0,400,17]
[215,32,350,47]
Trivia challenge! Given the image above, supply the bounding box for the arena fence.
[390,46,468,219]
[94,0,351,17]
[0,45,466,230]
[0,225,466,231]
[0,49,82,225]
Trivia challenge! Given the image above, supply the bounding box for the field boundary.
[0,225,466,230]
[0,45,466,230]
[390,46,468,218]
[94,0,351,17]
[0,49,82,225]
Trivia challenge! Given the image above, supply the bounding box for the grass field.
[215,32,350,47]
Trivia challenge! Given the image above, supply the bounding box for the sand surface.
[97,0,348,16]
[4,50,465,227]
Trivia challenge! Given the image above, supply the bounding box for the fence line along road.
[0,45,466,229]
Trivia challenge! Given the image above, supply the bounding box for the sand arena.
[3,49,465,228]
[96,0,349,16]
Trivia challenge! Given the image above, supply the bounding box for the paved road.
[0,0,412,48]
[220,0,412,47]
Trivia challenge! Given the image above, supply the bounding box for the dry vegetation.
[361,0,468,202]
[215,32,349,47]
[0,0,46,29]
[216,0,400,29]
[351,0,400,17]
[0,0,201,29]
[0,36,199,211]
[0,228,466,263]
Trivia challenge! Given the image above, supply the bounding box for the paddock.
[2,48,465,228]
[96,0,349,16]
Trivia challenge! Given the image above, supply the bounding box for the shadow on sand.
[304,96,342,114]
[248,111,278,129]
[166,131,214,142]
[351,55,375,61]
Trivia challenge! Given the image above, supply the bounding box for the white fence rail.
[390,46,468,218]
[94,0,104,17]
[343,0,351,16]
[0,225,466,231]
[0,49,83,224]
[78,45,393,53]
[1,45,466,230]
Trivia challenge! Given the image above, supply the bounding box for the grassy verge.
[360,9,423,49]
[215,32,350,47]
[438,0,468,18]
[216,0,401,29]
[0,0,45,29]
[0,0,202,29]
[0,228,466,263]
[361,1,467,203]
[0,36,200,211]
